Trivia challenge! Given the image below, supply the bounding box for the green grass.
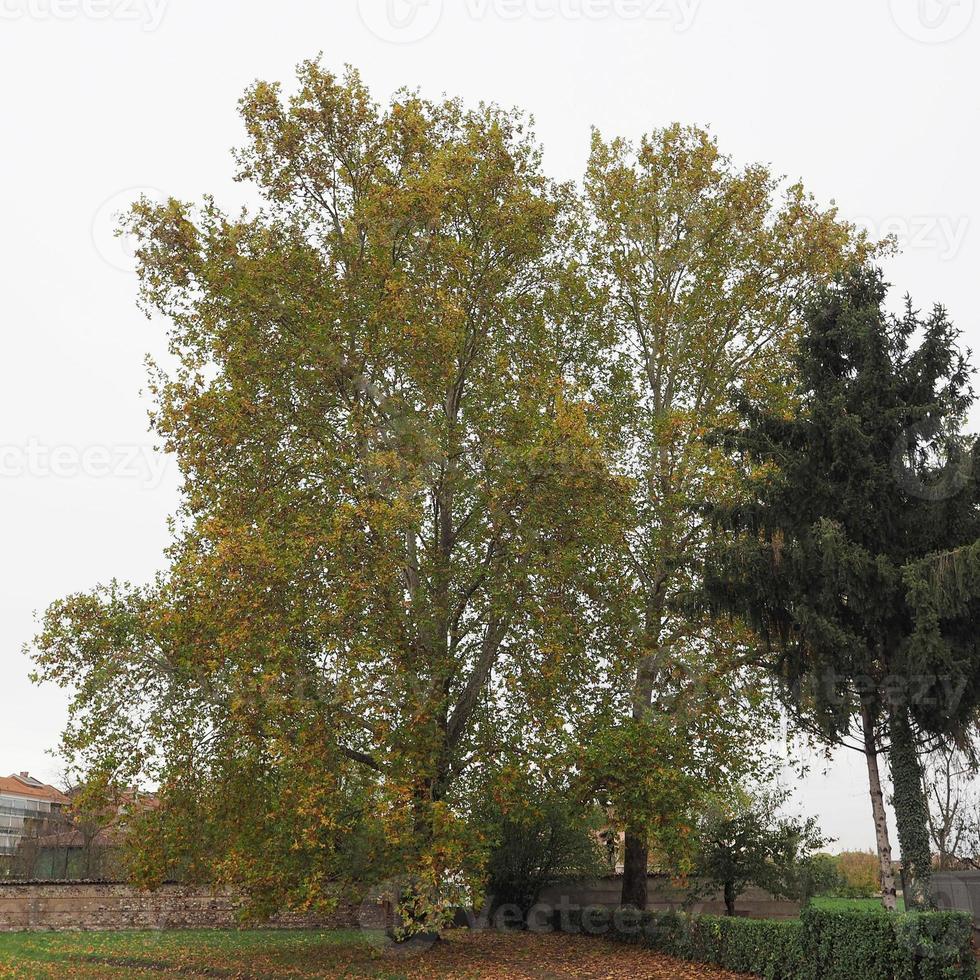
[0,929,409,979]
[810,896,907,913]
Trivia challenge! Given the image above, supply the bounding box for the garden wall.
[537,875,801,919]
[931,871,980,929]
[0,882,359,933]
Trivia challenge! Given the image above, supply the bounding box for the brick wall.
[0,882,358,933]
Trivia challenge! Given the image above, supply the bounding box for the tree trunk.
[724,880,737,917]
[621,831,649,909]
[861,704,898,911]
[620,636,667,910]
[888,709,933,909]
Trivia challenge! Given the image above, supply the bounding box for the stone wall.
[536,875,802,920]
[0,882,358,933]
[0,876,801,933]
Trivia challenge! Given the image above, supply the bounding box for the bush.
[479,790,606,919]
[557,905,975,980]
[836,851,881,899]
[563,907,804,979]
[801,907,899,980]
[891,911,976,980]
[680,914,805,979]
[801,852,847,899]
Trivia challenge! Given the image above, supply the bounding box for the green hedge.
[557,906,974,980]
[803,908,975,980]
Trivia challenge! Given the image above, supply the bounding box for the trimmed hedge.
[556,905,975,980]
[804,908,975,980]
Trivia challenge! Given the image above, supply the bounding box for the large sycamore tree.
[31,63,620,921]
[579,125,871,908]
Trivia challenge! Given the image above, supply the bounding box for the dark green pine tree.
[701,266,980,910]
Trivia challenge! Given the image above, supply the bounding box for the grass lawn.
[0,927,757,979]
[810,896,907,913]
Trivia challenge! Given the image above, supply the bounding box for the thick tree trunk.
[620,635,666,910]
[621,831,649,909]
[724,880,737,917]
[888,709,934,909]
[861,705,898,911]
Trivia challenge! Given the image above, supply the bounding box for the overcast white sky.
[1,0,978,854]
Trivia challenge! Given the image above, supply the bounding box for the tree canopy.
[33,62,624,921]
[578,123,871,907]
[29,62,948,929]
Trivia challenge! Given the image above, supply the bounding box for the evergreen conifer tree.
[701,266,980,909]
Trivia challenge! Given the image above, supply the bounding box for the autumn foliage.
[30,60,871,927]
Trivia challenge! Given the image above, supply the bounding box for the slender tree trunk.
[724,880,737,917]
[861,704,898,911]
[888,709,934,909]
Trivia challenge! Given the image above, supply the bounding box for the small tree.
[691,790,827,917]
[924,746,977,870]
[477,772,606,921]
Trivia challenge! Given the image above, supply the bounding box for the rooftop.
[0,773,69,805]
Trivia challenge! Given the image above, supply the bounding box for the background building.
[0,773,68,858]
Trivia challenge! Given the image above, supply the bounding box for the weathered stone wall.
[537,875,801,920]
[0,882,358,933]
[0,876,801,933]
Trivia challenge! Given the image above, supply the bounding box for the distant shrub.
[836,851,880,899]
[800,852,846,900]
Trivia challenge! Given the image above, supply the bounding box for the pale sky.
[1,0,978,854]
